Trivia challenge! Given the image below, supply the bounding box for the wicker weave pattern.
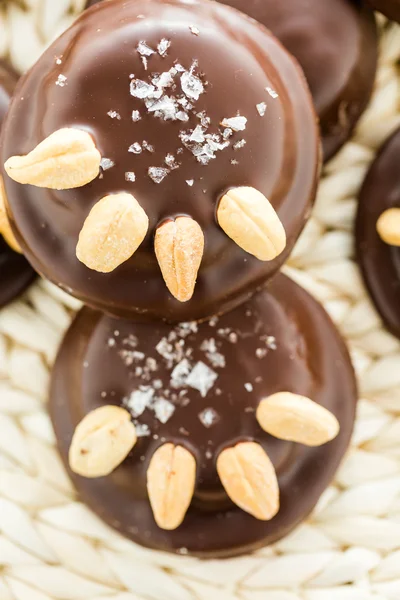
[0,2,400,599]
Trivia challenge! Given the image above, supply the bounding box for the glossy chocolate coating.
[2,0,319,322]
[0,61,35,307]
[217,0,378,162]
[50,275,357,557]
[356,127,400,339]
[367,0,400,22]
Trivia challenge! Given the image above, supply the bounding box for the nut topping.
[0,176,21,253]
[217,441,279,520]
[217,186,286,260]
[76,193,149,273]
[4,128,101,190]
[69,405,137,478]
[147,443,196,530]
[256,392,340,446]
[155,216,204,302]
[376,208,400,246]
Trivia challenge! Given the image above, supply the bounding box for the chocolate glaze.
[50,275,357,557]
[217,0,378,162]
[356,127,400,339]
[2,0,319,322]
[0,61,35,307]
[86,0,378,162]
[367,0,400,22]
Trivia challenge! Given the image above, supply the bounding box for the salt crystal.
[189,25,200,35]
[124,387,154,417]
[266,336,277,350]
[174,63,185,72]
[148,95,177,120]
[233,139,246,150]
[207,352,226,369]
[107,110,121,120]
[266,86,279,99]
[156,338,174,360]
[137,41,155,56]
[165,154,178,169]
[153,398,175,423]
[231,159,239,165]
[256,348,267,359]
[135,423,151,437]
[56,74,67,87]
[142,141,155,152]
[181,71,204,100]
[171,359,192,387]
[129,142,142,154]
[198,407,220,428]
[148,166,169,183]
[223,128,233,139]
[197,111,211,128]
[141,56,148,70]
[186,361,218,397]
[186,179,194,186]
[176,111,189,122]
[244,383,253,392]
[132,110,141,122]
[176,321,198,337]
[157,38,171,57]
[130,79,156,99]
[256,102,267,117]
[190,125,205,143]
[221,116,247,131]
[125,172,136,182]
[100,158,115,171]
[228,332,238,343]
[55,57,62,65]
[123,334,138,348]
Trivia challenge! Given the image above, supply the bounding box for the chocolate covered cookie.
[50,275,357,557]
[1,0,319,322]
[367,0,400,22]
[356,127,400,339]
[218,0,378,162]
[0,61,35,307]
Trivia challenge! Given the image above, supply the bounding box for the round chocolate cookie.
[217,0,378,162]
[367,0,400,22]
[50,275,357,557]
[1,0,319,322]
[356,127,400,339]
[0,61,35,307]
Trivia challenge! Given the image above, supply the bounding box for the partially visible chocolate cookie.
[367,0,400,22]
[356,127,400,339]
[50,275,357,558]
[0,61,35,307]
[217,0,378,162]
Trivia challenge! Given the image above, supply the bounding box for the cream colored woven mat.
[1,2,400,599]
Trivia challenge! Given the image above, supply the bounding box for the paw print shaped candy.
[50,276,357,557]
[1,0,319,322]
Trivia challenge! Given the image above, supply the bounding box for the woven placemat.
[1,2,400,599]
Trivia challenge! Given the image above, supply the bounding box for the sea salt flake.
[176,111,189,122]
[171,358,192,387]
[142,140,155,152]
[176,321,198,337]
[137,41,155,56]
[186,179,194,186]
[189,25,200,35]
[200,338,217,354]
[190,125,205,143]
[100,158,115,171]
[129,142,142,154]
[233,139,246,150]
[221,116,247,131]
[186,361,218,397]
[135,423,151,437]
[223,128,233,140]
[130,78,156,99]
[244,383,253,392]
[174,63,185,72]
[256,348,267,359]
[199,407,220,428]
[231,159,239,165]
[148,166,169,183]
[108,338,116,347]
[107,110,121,120]
[131,110,141,122]
[181,70,204,100]
[56,74,67,87]
[265,335,277,350]
[55,56,62,65]
[124,387,154,417]
[207,352,226,369]
[156,338,174,360]
[153,398,175,423]
[165,154,179,169]
[125,171,136,182]
[256,102,267,117]
[266,86,279,99]
[141,56,148,70]
[158,38,171,56]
